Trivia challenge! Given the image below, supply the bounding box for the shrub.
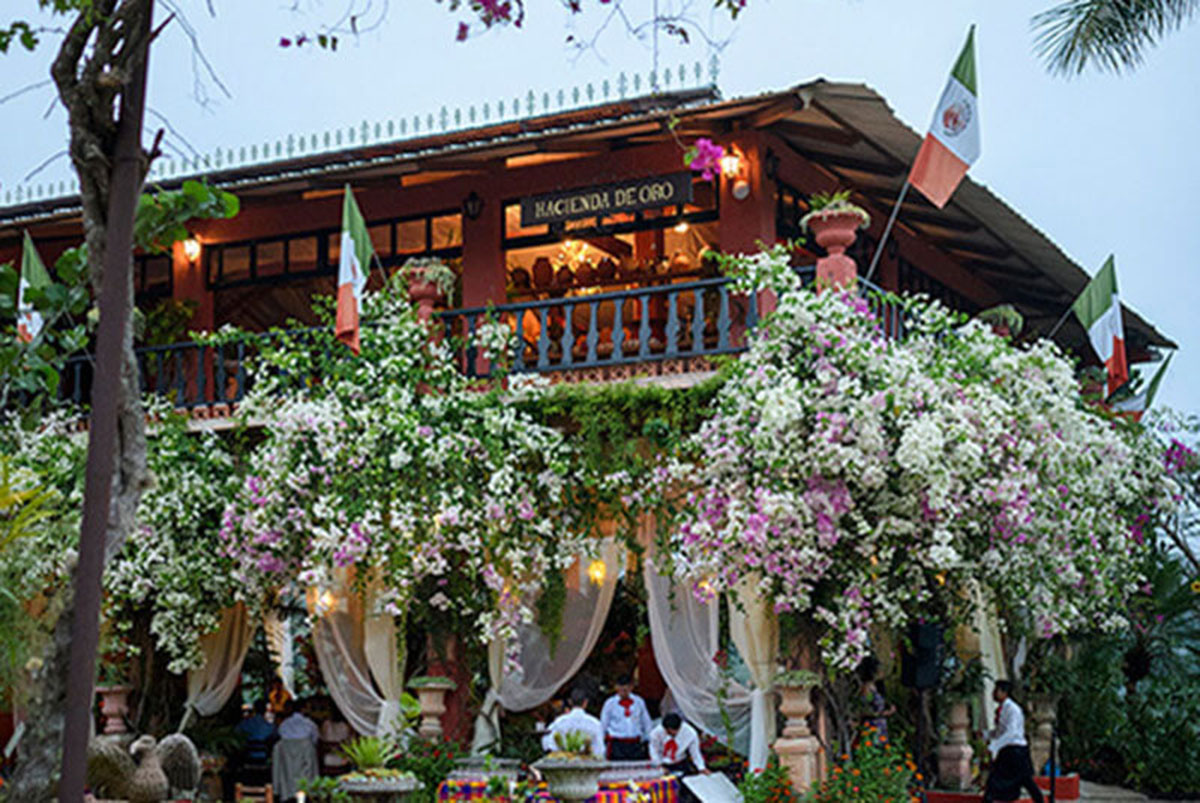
[806,728,915,803]
[739,755,799,803]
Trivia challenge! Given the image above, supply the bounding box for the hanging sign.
[520,172,694,227]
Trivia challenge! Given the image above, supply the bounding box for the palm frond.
[1033,0,1200,75]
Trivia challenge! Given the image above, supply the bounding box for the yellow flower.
[1191,579,1200,594]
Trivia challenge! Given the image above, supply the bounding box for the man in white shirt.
[982,681,1044,803]
[273,700,319,800]
[649,713,709,777]
[543,687,606,760]
[599,674,653,760]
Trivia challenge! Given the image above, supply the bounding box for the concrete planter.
[532,757,607,801]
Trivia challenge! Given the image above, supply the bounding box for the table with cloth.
[437,775,679,803]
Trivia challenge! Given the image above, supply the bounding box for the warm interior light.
[673,221,690,234]
[319,589,337,612]
[182,237,201,263]
[587,559,607,586]
[720,152,742,179]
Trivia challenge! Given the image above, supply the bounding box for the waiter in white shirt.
[982,681,1044,803]
[649,713,709,776]
[600,674,654,760]
[543,687,606,759]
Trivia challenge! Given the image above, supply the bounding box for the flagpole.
[863,179,910,284]
[1045,304,1074,339]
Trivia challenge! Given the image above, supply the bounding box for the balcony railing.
[59,272,905,411]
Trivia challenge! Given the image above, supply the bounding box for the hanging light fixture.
[182,236,202,263]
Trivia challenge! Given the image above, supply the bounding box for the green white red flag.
[335,186,373,354]
[909,26,980,209]
[1072,255,1129,397]
[17,231,50,343]
[1113,352,1171,422]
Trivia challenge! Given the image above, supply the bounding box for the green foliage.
[134,180,239,254]
[1034,0,1200,75]
[739,755,799,803]
[805,731,914,803]
[342,735,398,770]
[140,297,199,346]
[391,739,462,803]
[975,304,1025,337]
[550,729,595,756]
[806,190,854,212]
[298,776,352,803]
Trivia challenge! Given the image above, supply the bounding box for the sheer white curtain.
[730,575,779,772]
[180,604,255,731]
[263,609,295,696]
[312,572,406,736]
[471,538,621,754]
[643,558,753,756]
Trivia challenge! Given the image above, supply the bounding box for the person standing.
[982,681,1045,803]
[649,714,709,777]
[600,674,653,760]
[542,687,606,760]
[273,700,319,801]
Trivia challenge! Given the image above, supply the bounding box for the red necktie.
[619,698,634,717]
[995,703,1002,728]
[663,738,678,761]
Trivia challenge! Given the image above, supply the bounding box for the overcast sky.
[2,0,1197,414]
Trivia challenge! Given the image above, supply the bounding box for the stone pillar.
[1029,694,1058,774]
[936,699,974,790]
[409,677,457,742]
[772,683,822,793]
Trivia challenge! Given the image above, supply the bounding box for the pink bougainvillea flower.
[686,137,725,182]
[456,22,470,41]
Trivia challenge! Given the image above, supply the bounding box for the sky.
[1,0,1197,414]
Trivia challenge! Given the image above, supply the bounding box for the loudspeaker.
[901,622,944,689]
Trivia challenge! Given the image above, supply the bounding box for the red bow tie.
[663,738,678,761]
[619,698,634,717]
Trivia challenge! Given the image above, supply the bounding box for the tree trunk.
[7,2,154,798]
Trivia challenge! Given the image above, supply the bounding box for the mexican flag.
[909,26,981,209]
[1113,353,1171,421]
[1072,255,1129,397]
[335,185,373,355]
[17,231,50,343]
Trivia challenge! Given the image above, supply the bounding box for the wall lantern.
[462,191,484,221]
[673,220,690,234]
[721,147,751,201]
[182,236,202,264]
[587,558,607,587]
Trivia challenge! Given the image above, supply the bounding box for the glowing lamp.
[720,152,742,179]
[673,221,690,234]
[182,237,202,263]
[587,558,607,586]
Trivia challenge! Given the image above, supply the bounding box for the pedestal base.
[773,735,821,794]
[936,743,974,791]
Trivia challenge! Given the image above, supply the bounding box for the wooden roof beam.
[792,147,904,176]
[774,120,861,147]
[747,97,804,129]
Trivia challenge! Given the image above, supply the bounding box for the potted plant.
[532,730,606,802]
[95,648,133,736]
[407,676,457,742]
[800,190,870,258]
[338,735,423,802]
[402,257,457,323]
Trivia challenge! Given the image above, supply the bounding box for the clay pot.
[532,257,554,289]
[97,685,132,735]
[807,210,863,256]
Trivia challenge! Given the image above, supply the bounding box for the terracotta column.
[772,682,822,793]
[810,214,861,292]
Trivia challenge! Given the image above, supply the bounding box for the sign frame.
[520,172,695,227]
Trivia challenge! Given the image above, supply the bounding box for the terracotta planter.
[532,757,607,802]
[807,210,865,292]
[937,699,974,790]
[409,676,456,742]
[407,273,445,324]
[772,681,822,794]
[96,684,132,735]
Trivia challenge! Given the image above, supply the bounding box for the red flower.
[456,22,469,41]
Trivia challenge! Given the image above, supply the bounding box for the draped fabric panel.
[180,603,255,731]
[643,558,753,757]
[470,538,622,754]
[730,576,779,772]
[312,571,406,736]
[263,609,295,696]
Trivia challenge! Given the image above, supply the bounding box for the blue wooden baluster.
[586,301,599,363]
[560,302,574,367]
[611,299,625,363]
[466,314,478,378]
[665,291,679,356]
[717,285,731,350]
[638,296,650,359]
[691,287,705,355]
[216,345,227,403]
[235,340,247,402]
[174,348,186,406]
[194,345,207,407]
[537,307,550,369]
[513,313,526,372]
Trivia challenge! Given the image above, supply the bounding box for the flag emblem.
[942,101,972,137]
